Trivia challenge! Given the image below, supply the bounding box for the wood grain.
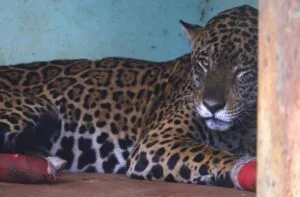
[0,173,255,197]
[258,0,300,197]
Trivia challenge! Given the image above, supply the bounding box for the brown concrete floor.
[0,173,255,197]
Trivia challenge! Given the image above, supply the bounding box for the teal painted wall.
[0,0,257,65]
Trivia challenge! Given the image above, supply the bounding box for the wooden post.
[258,0,300,197]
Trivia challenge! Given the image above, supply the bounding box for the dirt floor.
[0,173,255,197]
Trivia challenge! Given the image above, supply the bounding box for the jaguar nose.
[203,100,225,114]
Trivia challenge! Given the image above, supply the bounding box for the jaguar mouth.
[204,118,233,132]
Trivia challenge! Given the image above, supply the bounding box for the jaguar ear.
[179,20,204,44]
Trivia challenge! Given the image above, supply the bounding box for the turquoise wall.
[0,0,257,65]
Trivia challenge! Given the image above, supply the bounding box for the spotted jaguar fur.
[0,5,257,187]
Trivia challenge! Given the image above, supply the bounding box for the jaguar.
[0,5,258,188]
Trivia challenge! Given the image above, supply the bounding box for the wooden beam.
[258,0,300,197]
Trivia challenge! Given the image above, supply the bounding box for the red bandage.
[237,160,256,191]
[0,154,66,184]
[230,156,256,191]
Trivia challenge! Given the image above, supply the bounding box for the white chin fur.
[196,104,234,131]
[205,119,233,131]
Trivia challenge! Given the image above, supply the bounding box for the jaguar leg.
[0,90,60,155]
[126,115,254,188]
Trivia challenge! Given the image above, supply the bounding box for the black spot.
[78,137,96,169]
[160,139,172,145]
[100,141,114,158]
[117,167,126,174]
[217,23,227,29]
[134,152,149,172]
[242,31,251,37]
[110,122,119,134]
[151,164,164,179]
[24,98,35,105]
[146,140,158,148]
[167,153,180,170]
[114,113,121,121]
[176,128,184,133]
[69,122,77,132]
[199,164,209,175]
[124,107,134,114]
[174,119,181,125]
[14,125,20,131]
[96,121,106,128]
[89,126,95,134]
[179,165,191,180]
[103,154,118,173]
[233,37,242,43]
[171,142,180,150]
[118,139,128,149]
[126,91,135,99]
[83,114,92,122]
[130,116,137,123]
[93,110,100,118]
[74,108,81,120]
[161,131,171,137]
[122,125,129,131]
[116,104,122,110]
[59,105,66,114]
[130,174,145,180]
[99,90,108,99]
[122,151,130,160]
[79,125,87,134]
[193,153,205,162]
[67,89,74,100]
[112,91,123,102]
[190,147,203,152]
[183,156,189,162]
[151,155,159,163]
[156,147,166,156]
[165,174,176,182]
[56,136,74,169]
[152,147,165,163]
[7,116,18,124]
[4,102,13,108]
[146,173,153,180]
[100,103,111,111]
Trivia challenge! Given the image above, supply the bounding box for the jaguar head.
[180,19,258,132]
